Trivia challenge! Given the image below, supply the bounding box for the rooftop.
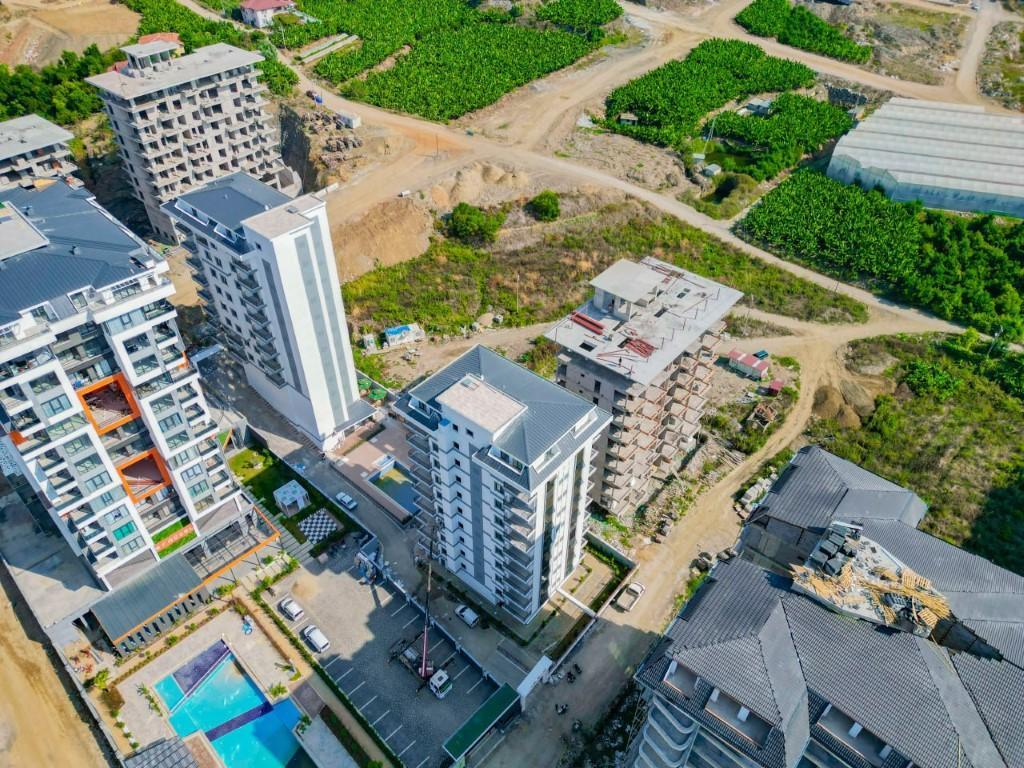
[402,345,609,469]
[0,114,73,163]
[545,257,741,385]
[829,98,1024,201]
[0,179,158,325]
[435,374,527,435]
[86,43,263,100]
[241,0,294,9]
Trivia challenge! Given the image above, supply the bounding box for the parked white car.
[278,597,304,622]
[301,625,330,653]
[454,604,480,628]
[615,582,646,612]
[335,491,358,511]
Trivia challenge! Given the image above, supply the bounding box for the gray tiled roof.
[953,653,1024,767]
[406,345,605,465]
[750,445,927,531]
[169,171,290,232]
[0,181,154,323]
[125,737,198,768]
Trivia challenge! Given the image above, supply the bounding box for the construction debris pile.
[301,109,364,170]
[791,523,951,637]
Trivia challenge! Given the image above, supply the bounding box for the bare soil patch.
[0,0,138,66]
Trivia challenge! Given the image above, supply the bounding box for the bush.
[100,686,125,715]
[448,203,506,242]
[902,360,962,400]
[527,190,561,221]
[535,0,622,31]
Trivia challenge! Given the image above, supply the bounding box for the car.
[335,491,358,511]
[454,604,480,628]
[301,625,330,653]
[615,582,646,612]
[278,597,304,622]
[398,190,412,198]
[754,350,770,360]
[429,669,453,699]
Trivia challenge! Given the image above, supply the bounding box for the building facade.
[0,114,77,187]
[0,179,246,589]
[546,258,741,519]
[164,173,372,450]
[240,0,297,28]
[630,446,1024,768]
[86,41,299,240]
[396,346,610,624]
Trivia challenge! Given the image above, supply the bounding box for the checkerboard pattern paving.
[298,509,339,544]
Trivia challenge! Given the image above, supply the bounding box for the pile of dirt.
[801,0,968,85]
[0,0,138,66]
[331,197,433,282]
[813,385,844,420]
[429,162,532,209]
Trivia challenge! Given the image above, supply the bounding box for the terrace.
[79,375,140,433]
[117,450,170,501]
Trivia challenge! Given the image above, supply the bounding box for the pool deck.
[117,608,298,749]
[329,419,416,526]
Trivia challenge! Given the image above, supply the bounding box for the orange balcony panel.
[76,372,141,436]
[116,448,171,503]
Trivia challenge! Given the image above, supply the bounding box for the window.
[84,472,111,492]
[466,428,474,438]
[188,480,210,498]
[158,413,183,433]
[452,424,459,432]
[112,522,137,540]
[453,442,460,451]
[104,506,128,526]
[74,454,102,474]
[40,394,71,418]
[181,463,203,481]
[29,304,52,322]
[121,536,143,553]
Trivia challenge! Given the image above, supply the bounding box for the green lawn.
[152,519,189,544]
[229,447,357,543]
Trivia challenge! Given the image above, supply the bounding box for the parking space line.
[371,710,391,726]
[390,602,408,617]
[465,676,486,695]
[451,665,471,681]
[336,668,355,682]
[429,638,446,653]
[347,564,360,574]
[293,620,310,634]
[385,724,403,741]
[324,657,345,672]
[414,758,430,768]
[397,740,417,758]
[439,651,457,668]
[348,680,366,696]
[360,694,378,710]
[401,614,421,630]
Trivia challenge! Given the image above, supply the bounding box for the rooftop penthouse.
[545,257,742,387]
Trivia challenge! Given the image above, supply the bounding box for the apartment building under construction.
[545,258,741,519]
[86,40,298,240]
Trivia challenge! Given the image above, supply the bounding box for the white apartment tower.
[396,346,611,624]
[546,258,741,520]
[86,41,299,240]
[163,173,372,450]
[0,179,247,588]
[0,114,77,187]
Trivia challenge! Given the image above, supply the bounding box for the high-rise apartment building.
[396,346,610,624]
[163,173,372,449]
[546,258,741,519]
[86,41,298,240]
[0,114,77,187]
[0,178,245,589]
[630,447,1024,768]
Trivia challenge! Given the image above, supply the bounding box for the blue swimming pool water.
[155,653,304,767]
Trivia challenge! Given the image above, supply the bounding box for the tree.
[527,190,560,221]
[448,203,506,242]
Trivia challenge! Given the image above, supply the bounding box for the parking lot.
[274,553,498,768]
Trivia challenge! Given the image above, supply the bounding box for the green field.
[736,0,871,63]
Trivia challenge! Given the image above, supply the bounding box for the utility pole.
[419,533,434,680]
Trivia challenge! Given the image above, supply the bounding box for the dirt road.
[0,574,108,768]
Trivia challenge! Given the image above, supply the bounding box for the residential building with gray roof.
[86,41,298,240]
[0,180,279,654]
[545,257,740,519]
[630,445,1024,768]
[395,345,611,623]
[0,114,77,188]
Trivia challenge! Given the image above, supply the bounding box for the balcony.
[116,451,170,501]
[81,377,139,432]
[704,689,771,747]
[136,364,198,399]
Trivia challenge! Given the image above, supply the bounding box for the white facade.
[0,181,243,587]
[0,114,77,187]
[164,174,367,450]
[86,42,299,240]
[398,347,610,624]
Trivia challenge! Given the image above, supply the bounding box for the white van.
[429,669,453,699]
[301,625,330,654]
[455,604,480,628]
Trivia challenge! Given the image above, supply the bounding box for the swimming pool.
[155,645,309,768]
[369,459,418,515]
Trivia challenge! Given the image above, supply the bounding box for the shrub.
[736,0,872,63]
[100,686,125,714]
[535,0,622,31]
[448,203,507,242]
[902,360,962,400]
[269,682,288,698]
[527,190,561,221]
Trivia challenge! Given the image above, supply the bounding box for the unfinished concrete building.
[545,258,741,519]
[86,41,298,240]
[0,115,76,188]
